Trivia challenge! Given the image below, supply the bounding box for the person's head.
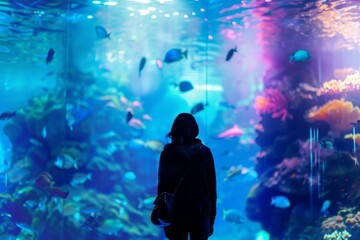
[168,113,199,144]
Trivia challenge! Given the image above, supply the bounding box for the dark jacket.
[157,138,217,225]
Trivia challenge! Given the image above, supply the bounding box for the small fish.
[128,118,146,129]
[191,102,207,114]
[172,81,194,93]
[163,48,188,63]
[49,187,69,199]
[0,111,16,120]
[29,138,43,147]
[218,101,237,110]
[42,126,47,139]
[35,171,54,189]
[138,196,156,209]
[217,124,243,139]
[138,57,146,77]
[289,49,310,63]
[95,26,111,40]
[142,114,152,121]
[321,200,331,213]
[144,140,164,152]
[319,139,333,150]
[226,46,237,61]
[70,172,92,187]
[15,222,36,233]
[126,109,133,123]
[156,59,163,69]
[222,209,244,224]
[54,154,78,169]
[271,196,290,208]
[123,171,136,182]
[46,48,55,64]
[23,200,37,209]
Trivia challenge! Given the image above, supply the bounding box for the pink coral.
[254,88,292,121]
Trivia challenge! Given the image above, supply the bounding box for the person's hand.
[209,224,214,237]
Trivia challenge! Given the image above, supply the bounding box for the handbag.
[151,152,194,228]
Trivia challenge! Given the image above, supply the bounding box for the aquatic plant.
[307,99,360,136]
[322,208,360,239]
[254,88,292,122]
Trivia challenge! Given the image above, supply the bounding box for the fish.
[23,200,38,209]
[15,222,36,233]
[0,111,16,120]
[35,171,54,189]
[222,209,244,224]
[163,48,188,63]
[138,196,156,209]
[42,126,47,139]
[271,196,290,208]
[29,138,43,147]
[126,109,133,123]
[138,57,146,77]
[217,124,243,139]
[46,48,55,64]
[289,49,310,63]
[321,200,331,214]
[319,139,334,150]
[144,140,164,152]
[172,81,194,93]
[226,46,237,61]
[191,102,207,114]
[97,219,124,235]
[156,59,163,69]
[95,26,111,40]
[54,154,78,169]
[49,187,69,199]
[218,101,237,110]
[128,118,146,129]
[70,172,92,187]
[123,171,136,182]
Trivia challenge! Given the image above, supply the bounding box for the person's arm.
[207,149,217,226]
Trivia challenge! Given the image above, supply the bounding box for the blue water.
[0,0,360,239]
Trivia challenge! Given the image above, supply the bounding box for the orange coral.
[344,133,360,146]
[307,99,360,135]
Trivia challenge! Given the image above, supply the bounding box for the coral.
[323,230,352,240]
[261,156,310,196]
[334,68,355,79]
[344,133,360,147]
[254,88,293,122]
[322,208,360,240]
[317,71,360,96]
[307,99,360,136]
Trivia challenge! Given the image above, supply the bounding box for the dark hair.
[168,113,199,144]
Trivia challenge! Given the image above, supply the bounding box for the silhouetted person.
[157,113,217,240]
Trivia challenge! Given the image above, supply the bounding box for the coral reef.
[254,88,293,122]
[323,230,351,240]
[317,71,360,96]
[307,99,360,136]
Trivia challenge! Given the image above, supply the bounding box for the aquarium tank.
[0,0,360,239]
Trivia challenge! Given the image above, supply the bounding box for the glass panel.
[0,0,360,239]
